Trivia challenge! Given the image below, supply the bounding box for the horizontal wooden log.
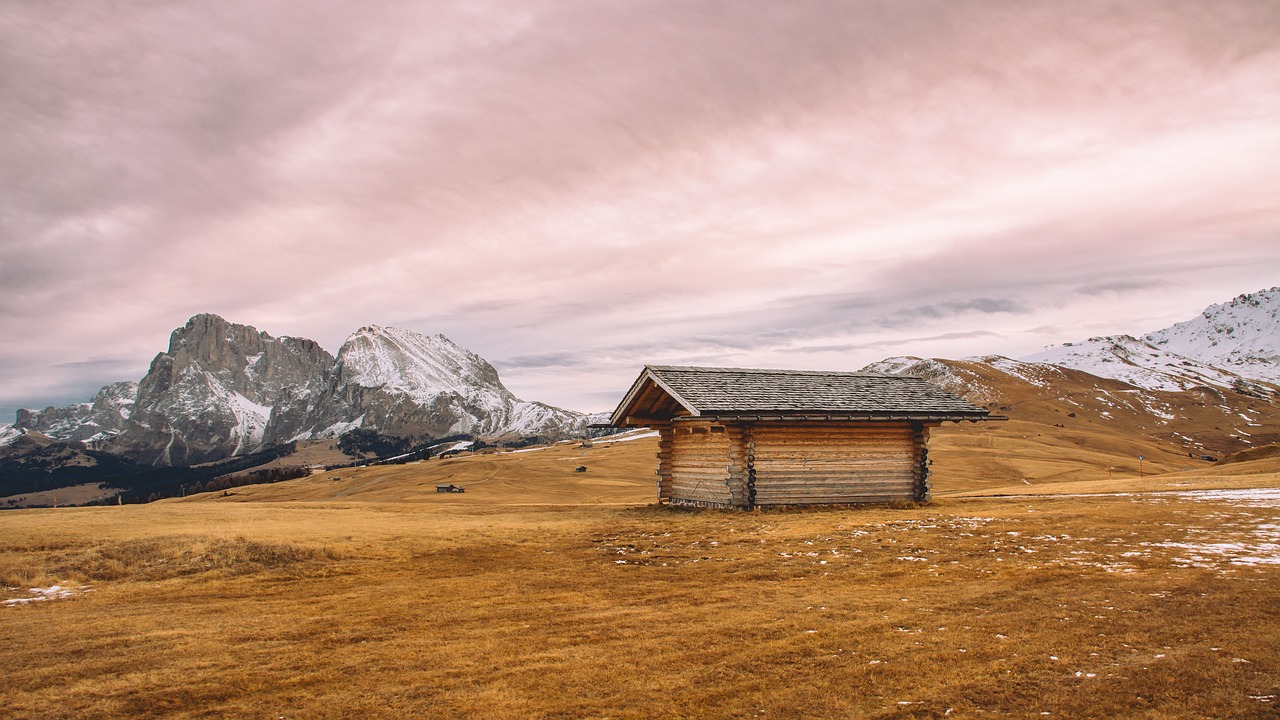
[755,487,914,498]
[753,433,915,442]
[755,490,913,498]
[757,469,911,478]
[754,464,913,474]
[755,489,913,497]
[753,441,916,450]
[671,468,732,476]
[671,461,732,471]
[671,481,730,493]
[670,490,732,504]
[671,475,734,486]
[755,484,913,494]
[752,489,916,502]
[754,480,913,491]
[754,481,913,491]
[755,469,913,479]
[754,478,913,489]
[757,451,912,460]
[753,425,913,433]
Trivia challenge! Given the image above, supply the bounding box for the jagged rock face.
[76,316,588,466]
[15,381,138,444]
[112,314,335,466]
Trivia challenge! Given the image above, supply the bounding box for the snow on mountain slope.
[861,356,989,400]
[1021,288,1279,394]
[326,325,586,441]
[1143,288,1280,383]
[337,326,501,404]
[1021,335,1247,392]
[14,381,138,444]
[0,424,21,448]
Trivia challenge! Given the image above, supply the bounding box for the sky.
[1,0,1278,419]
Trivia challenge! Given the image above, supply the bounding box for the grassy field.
[2,431,1278,718]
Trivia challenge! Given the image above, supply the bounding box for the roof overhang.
[609,366,700,427]
[671,413,1006,424]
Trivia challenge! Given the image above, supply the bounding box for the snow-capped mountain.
[1143,288,1280,383]
[316,325,587,441]
[1020,288,1279,397]
[17,314,590,466]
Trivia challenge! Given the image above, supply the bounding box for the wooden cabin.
[609,365,998,508]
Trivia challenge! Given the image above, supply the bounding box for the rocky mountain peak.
[113,315,338,465]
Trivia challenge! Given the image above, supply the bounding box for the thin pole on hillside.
[1139,455,1144,478]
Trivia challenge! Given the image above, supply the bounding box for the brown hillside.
[188,434,659,505]
[915,357,1280,494]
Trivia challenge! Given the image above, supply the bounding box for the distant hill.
[861,289,1278,492]
[862,354,1278,492]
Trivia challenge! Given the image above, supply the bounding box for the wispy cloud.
[2,0,1278,416]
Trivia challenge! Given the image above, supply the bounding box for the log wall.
[661,420,933,508]
[750,422,922,506]
[667,422,735,508]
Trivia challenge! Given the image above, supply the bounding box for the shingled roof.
[610,365,992,426]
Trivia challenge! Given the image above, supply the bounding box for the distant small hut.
[435,484,465,493]
[609,365,999,508]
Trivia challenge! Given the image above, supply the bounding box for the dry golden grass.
[3,480,1278,718]
[196,436,658,505]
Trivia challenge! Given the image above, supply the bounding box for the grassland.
[3,431,1278,718]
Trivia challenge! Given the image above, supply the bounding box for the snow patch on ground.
[1170,488,1280,507]
[4,585,92,607]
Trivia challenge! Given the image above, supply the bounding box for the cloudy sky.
[2,0,1278,418]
